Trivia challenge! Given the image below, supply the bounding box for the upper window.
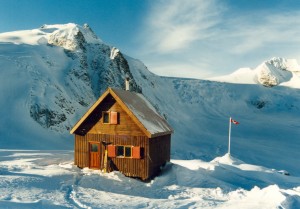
[103,112,110,124]
[102,111,118,124]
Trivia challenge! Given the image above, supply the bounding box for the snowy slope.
[126,56,300,176]
[1,23,300,208]
[1,150,299,208]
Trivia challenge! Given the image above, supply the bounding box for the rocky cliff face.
[13,23,141,132]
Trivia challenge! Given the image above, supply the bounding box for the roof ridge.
[70,87,173,137]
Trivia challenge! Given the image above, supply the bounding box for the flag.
[231,118,239,125]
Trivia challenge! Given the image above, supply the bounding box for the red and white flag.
[231,118,239,125]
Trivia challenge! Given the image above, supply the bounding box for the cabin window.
[90,144,98,152]
[125,146,132,157]
[102,111,118,124]
[110,145,142,159]
[116,146,124,157]
[115,146,133,158]
[103,112,110,124]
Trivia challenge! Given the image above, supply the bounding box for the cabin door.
[89,142,101,169]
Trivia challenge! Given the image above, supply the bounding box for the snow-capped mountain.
[0,23,140,148]
[1,23,300,208]
[210,57,300,88]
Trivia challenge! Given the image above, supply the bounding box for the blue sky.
[1,0,300,78]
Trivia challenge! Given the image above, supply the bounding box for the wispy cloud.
[144,0,224,53]
[136,1,300,78]
[226,11,300,54]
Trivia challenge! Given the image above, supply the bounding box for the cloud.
[144,0,224,53]
[136,1,300,79]
[221,11,300,54]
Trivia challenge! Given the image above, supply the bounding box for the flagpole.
[228,117,231,155]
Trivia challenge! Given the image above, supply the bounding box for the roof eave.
[149,130,173,138]
[69,89,111,134]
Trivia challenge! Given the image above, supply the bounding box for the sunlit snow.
[0,24,300,208]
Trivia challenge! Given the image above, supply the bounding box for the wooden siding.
[75,133,171,180]
[148,134,171,178]
[74,135,89,168]
[74,133,150,180]
[89,96,145,136]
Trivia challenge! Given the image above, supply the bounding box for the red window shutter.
[107,145,116,157]
[110,111,118,124]
[132,146,141,159]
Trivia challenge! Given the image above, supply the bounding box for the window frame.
[102,111,110,124]
[115,145,133,158]
[124,146,132,157]
[116,145,125,157]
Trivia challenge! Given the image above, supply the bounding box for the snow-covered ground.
[1,149,299,208]
[1,23,300,208]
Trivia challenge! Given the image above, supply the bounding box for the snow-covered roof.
[70,88,173,138]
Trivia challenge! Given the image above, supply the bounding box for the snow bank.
[1,150,299,208]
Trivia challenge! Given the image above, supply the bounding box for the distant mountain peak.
[0,23,102,51]
[209,57,300,88]
[44,23,102,51]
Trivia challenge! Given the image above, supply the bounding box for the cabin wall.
[148,134,171,178]
[74,134,89,168]
[74,133,150,180]
[89,96,145,136]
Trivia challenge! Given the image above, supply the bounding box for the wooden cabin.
[70,87,173,180]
